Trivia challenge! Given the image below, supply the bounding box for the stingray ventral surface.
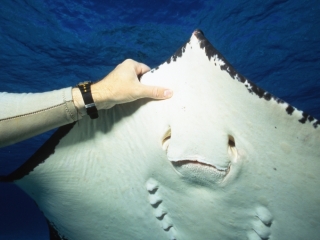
[3,30,320,240]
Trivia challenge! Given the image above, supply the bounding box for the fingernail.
[164,89,173,97]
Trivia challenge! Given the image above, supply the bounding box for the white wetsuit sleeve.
[0,87,80,148]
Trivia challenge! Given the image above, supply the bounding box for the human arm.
[0,59,172,148]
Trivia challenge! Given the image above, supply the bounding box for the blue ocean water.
[0,0,319,239]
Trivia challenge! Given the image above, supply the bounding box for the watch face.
[78,81,92,87]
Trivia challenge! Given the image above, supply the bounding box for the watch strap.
[77,81,99,119]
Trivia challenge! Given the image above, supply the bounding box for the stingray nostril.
[228,135,235,147]
[162,127,171,151]
[228,135,238,160]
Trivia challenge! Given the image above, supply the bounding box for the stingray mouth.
[170,159,230,185]
[162,128,235,185]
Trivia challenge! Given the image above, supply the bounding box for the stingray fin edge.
[0,122,76,182]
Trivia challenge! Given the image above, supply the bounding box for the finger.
[138,85,173,100]
[132,61,151,76]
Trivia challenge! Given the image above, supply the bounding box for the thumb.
[138,84,173,100]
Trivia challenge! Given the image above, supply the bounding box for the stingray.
[1,30,320,240]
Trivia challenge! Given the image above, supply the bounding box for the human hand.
[73,59,173,114]
[92,59,172,110]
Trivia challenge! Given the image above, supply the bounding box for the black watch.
[77,81,99,119]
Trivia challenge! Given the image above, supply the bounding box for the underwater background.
[0,0,319,239]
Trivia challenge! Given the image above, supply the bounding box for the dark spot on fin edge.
[166,41,188,64]
[286,105,295,115]
[0,122,76,182]
[299,112,309,124]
